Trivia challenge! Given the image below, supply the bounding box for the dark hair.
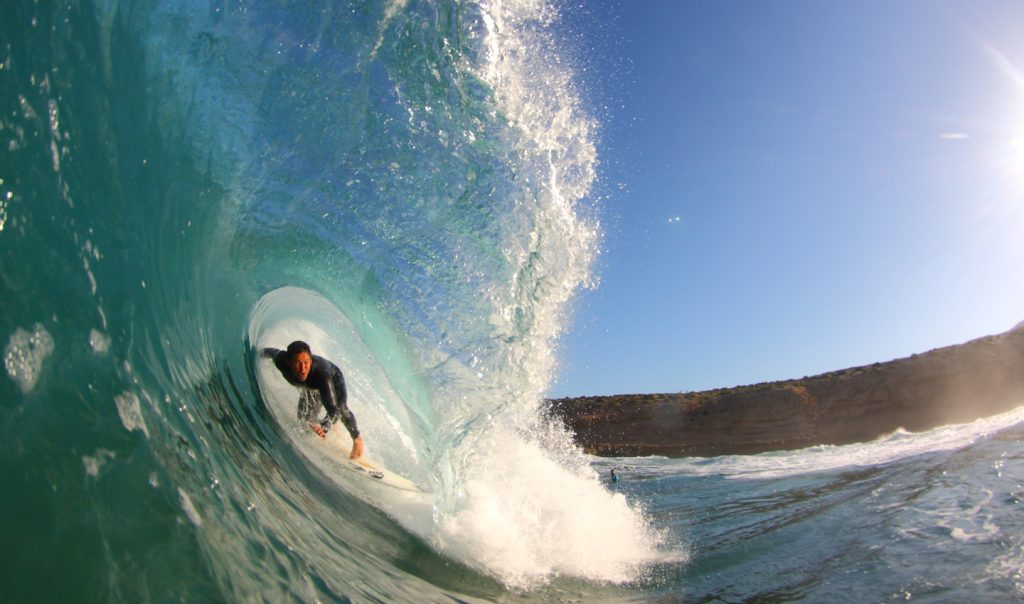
[286,340,312,359]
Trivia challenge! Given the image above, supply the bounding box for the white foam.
[178,488,202,526]
[949,524,1001,543]
[642,404,1024,481]
[432,423,670,589]
[4,323,55,393]
[89,328,110,354]
[932,487,1002,544]
[82,449,116,477]
[114,391,149,438]
[984,541,1024,596]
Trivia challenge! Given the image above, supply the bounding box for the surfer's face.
[290,352,312,382]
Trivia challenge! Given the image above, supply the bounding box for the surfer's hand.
[310,422,327,438]
[349,435,364,459]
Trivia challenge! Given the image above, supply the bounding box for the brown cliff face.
[548,325,1024,457]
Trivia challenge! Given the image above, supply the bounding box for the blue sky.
[550,1,1024,397]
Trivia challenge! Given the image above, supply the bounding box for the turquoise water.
[3,1,1024,601]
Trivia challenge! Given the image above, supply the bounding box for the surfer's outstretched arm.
[315,369,364,458]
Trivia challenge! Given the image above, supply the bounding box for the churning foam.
[432,421,668,589]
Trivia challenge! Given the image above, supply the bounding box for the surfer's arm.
[261,348,295,382]
[317,374,360,440]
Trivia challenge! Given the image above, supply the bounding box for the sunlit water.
[2,1,1023,601]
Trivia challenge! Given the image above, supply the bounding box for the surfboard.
[342,457,424,492]
[309,423,427,492]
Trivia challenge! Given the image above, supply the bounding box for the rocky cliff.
[548,324,1024,457]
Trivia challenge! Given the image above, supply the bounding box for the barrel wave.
[0,0,663,600]
[9,1,1024,602]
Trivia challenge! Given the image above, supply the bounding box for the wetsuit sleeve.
[262,348,291,380]
[318,370,359,440]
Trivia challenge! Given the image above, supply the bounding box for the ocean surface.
[2,1,1024,601]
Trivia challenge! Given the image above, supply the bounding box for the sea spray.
[434,416,665,589]
[229,0,661,586]
[411,0,661,586]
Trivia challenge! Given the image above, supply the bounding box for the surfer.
[610,468,619,483]
[261,341,364,459]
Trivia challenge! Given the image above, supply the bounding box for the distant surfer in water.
[262,340,364,459]
[610,468,619,483]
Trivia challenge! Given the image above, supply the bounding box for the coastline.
[549,324,1024,457]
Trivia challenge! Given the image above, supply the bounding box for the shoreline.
[548,324,1024,457]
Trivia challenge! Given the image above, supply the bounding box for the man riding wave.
[261,340,364,459]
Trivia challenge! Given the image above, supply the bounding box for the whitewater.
[2,1,1023,601]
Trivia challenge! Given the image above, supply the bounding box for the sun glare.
[977,43,1024,210]
[1009,137,1024,180]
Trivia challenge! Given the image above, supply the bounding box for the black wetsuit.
[262,348,360,440]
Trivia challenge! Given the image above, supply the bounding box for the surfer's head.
[287,340,313,382]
